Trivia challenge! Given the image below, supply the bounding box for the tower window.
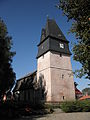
[42,55,44,58]
[58,34,61,37]
[62,74,64,79]
[63,96,64,100]
[42,45,43,49]
[60,53,62,57]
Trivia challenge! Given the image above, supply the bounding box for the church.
[13,19,75,104]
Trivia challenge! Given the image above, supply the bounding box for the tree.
[57,0,90,79]
[0,18,16,98]
[82,88,90,95]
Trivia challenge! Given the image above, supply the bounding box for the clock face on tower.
[59,43,64,49]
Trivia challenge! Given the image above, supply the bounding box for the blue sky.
[0,0,89,90]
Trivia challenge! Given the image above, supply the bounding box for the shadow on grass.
[0,105,49,120]
[0,111,48,120]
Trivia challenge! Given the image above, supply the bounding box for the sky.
[0,0,90,91]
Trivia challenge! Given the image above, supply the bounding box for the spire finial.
[46,15,49,20]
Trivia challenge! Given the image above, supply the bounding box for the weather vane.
[46,15,49,19]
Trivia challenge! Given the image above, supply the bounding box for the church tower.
[37,19,75,102]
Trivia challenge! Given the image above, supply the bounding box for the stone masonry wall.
[37,51,75,102]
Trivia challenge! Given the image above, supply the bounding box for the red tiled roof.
[75,88,82,95]
[79,95,90,100]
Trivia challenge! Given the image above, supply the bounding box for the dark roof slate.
[13,71,37,92]
[17,70,37,81]
[40,19,68,43]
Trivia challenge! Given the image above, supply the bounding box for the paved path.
[36,112,90,120]
[18,112,90,120]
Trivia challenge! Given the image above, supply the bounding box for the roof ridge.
[17,70,37,81]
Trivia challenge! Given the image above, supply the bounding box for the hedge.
[60,100,90,112]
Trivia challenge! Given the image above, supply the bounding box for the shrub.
[81,100,90,112]
[60,100,90,112]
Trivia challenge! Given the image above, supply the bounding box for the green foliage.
[58,0,90,79]
[0,18,16,96]
[60,100,90,112]
[82,88,90,95]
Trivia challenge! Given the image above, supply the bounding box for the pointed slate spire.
[45,19,67,41]
[40,19,68,43]
[37,19,71,58]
